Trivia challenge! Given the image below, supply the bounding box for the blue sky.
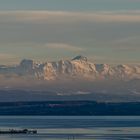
[0,0,140,64]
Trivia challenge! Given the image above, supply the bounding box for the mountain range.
[0,55,140,81]
[0,56,140,102]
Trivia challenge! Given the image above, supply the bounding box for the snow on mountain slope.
[0,56,140,81]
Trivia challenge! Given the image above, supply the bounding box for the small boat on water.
[0,129,37,134]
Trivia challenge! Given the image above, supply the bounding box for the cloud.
[0,53,16,59]
[45,43,84,51]
[0,53,18,65]
[111,36,140,51]
[115,36,140,43]
[0,10,140,65]
[0,10,140,23]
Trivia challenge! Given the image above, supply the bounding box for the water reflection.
[0,116,140,140]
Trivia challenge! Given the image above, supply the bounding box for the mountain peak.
[20,59,33,65]
[72,55,88,61]
[20,59,34,69]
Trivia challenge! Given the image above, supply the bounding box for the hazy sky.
[0,0,140,64]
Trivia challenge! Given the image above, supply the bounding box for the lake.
[0,116,140,140]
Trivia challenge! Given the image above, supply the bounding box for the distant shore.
[0,101,140,115]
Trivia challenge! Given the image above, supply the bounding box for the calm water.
[0,116,140,140]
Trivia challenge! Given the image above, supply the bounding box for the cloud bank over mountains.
[1,10,140,23]
[0,10,140,64]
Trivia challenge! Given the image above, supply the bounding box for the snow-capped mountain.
[0,55,140,81]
